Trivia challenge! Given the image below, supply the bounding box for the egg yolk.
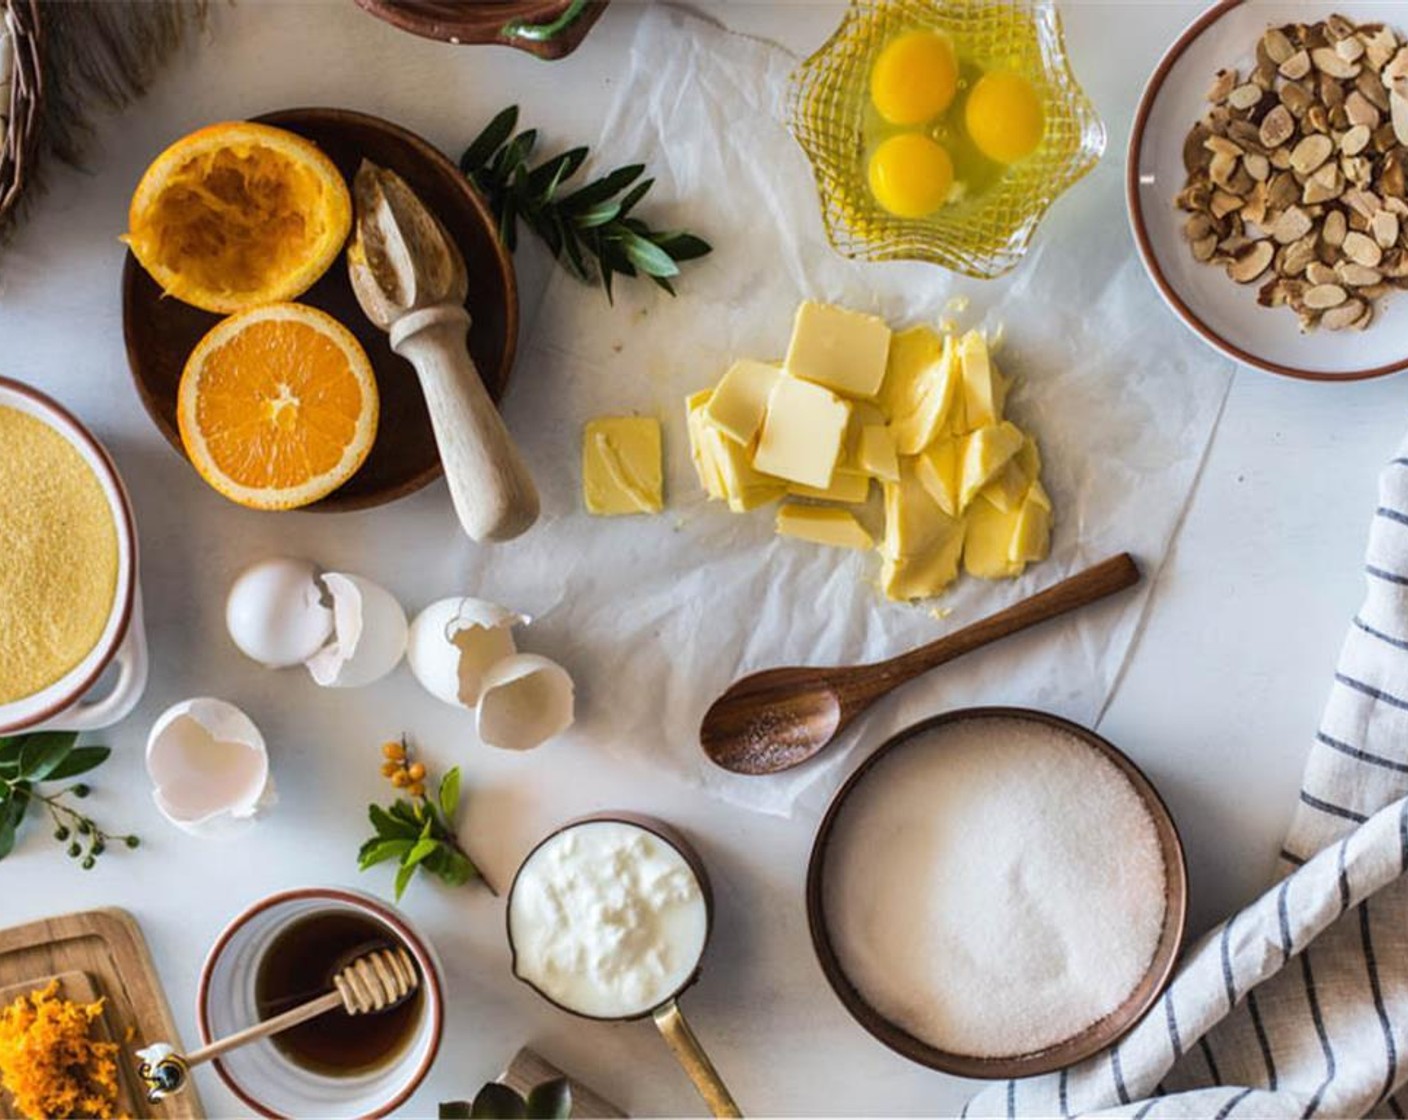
[870,31,959,126]
[964,72,1045,164]
[868,134,954,218]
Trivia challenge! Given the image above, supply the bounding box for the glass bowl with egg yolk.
[786,0,1105,278]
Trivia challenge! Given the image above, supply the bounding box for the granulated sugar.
[823,715,1167,1058]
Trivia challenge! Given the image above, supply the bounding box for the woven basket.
[0,0,41,232]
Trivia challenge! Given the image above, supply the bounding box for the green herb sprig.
[441,1076,571,1120]
[461,105,712,303]
[0,732,139,868]
[360,737,493,901]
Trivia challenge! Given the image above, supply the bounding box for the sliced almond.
[1392,90,1408,146]
[1260,104,1296,147]
[1326,14,1356,42]
[1210,152,1239,189]
[1337,262,1383,286]
[1303,164,1343,205]
[1282,80,1315,118]
[1279,49,1312,81]
[1290,133,1334,175]
[1227,240,1274,283]
[1304,282,1348,308]
[1211,190,1243,219]
[1207,68,1238,103]
[1372,209,1400,248]
[1364,27,1400,71]
[1305,261,1338,286]
[1324,208,1349,246]
[1358,69,1390,110]
[1192,234,1218,262]
[1204,134,1244,158]
[1336,36,1366,64]
[1243,182,1271,225]
[1344,230,1385,266]
[1267,171,1300,209]
[1263,27,1295,65]
[1311,47,1360,78]
[1343,188,1383,220]
[1228,83,1264,111]
[1345,90,1382,128]
[1244,152,1271,182]
[1272,206,1314,243]
[1321,299,1367,329]
[1386,47,1408,96]
[1341,124,1372,155]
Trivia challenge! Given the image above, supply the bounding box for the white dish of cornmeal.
[508,820,709,1019]
[822,715,1168,1058]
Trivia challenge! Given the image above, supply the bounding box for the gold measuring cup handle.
[651,999,742,1118]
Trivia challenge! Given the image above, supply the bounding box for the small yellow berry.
[390,769,411,788]
[407,782,426,798]
[406,762,426,782]
[382,740,406,761]
[380,761,399,778]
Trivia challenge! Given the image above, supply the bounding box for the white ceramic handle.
[38,591,149,732]
[390,305,540,543]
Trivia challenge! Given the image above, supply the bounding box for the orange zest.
[178,303,379,510]
[125,121,351,314]
[0,980,121,1120]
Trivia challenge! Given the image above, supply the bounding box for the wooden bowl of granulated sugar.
[808,708,1187,1079]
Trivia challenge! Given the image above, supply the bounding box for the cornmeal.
[0,406,118,704]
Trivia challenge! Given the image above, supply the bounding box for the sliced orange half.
[125,121,352,314]
[178,303,379,510]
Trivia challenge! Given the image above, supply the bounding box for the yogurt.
[508,820,708,1019]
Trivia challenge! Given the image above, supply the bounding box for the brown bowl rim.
[806,706,1189,1080]
[0,376,138,735]
[1125,0,1408,382]
[196,886,445,1119]
[504,812,715,1022]
[121,105,520,512]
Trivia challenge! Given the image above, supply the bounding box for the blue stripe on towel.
[1315,731,1408,775]
[1354,616,1408,652]
[1214,1087,1255,1119]
[1248,989,1278,1090]
[1335,672,1408,712]
[1377,506,1408,527]
[1300,951,1336,1118]
[1299,789,1369,824]
[1360,904,1397,1108]
[1366,565,1408,587]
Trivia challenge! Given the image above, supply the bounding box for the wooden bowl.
[355,0,609,59]
[122,107,518,512]
[807,707,1188,1080]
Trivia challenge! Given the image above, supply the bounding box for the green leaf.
[526,1078,572,1120]
[18,733,76,782]
[406,836,440,868]
[432,847,477,888]
[471,1083,528,1119]
[439,768,462,820]
[440,1103,474,1120]
[0,735,29,762]
[575,200,620,229]
[359,838,414,870]
[616,177,654,218]
[370,804,418,840]
[658,232,713,262]
[621,232,680,278]
[499,193,519,251]
[561,163,644,212]
[652,274,677,297]
[44,746,110,782]
[393,859,418,902]
[528,147,589,200]
[561,226,590,281]
[495,129,539,182]
[0,786,30,861]
[461,106,520,175]
[389,799,423,828]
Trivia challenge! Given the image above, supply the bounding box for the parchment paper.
[456,5,1234,816]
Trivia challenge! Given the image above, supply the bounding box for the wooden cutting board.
[500,1047,625,1118]
[0,908,202,1119]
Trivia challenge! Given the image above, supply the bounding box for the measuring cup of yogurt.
[507,814,740,1118]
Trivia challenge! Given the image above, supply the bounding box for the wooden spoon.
[348,161,539,542]
[700,553,1140,775]
[137,947,418,1101]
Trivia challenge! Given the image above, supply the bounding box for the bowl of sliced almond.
[1129,2,1408,380]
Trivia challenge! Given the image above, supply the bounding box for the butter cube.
[884,327,961,455]
[776,504,874,550]
[583,416,663,516]
[752,374,851,490]
[784,301,891,399]
[959,330,1007,431]
[789,469,872,504]
[914,438,961,517]
[879,463,965,600]
[686,391,785,511]
[980,435,1041,513]
[964,499,1024,579]
[1010,481,1052,564]
[857,425,900,483]
[704,360,780,446]
[959,422,1024,510]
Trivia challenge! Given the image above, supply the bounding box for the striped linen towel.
[965,449,1408,1119]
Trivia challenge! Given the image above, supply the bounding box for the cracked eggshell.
[226,558,333,668]
[406,597,527,708]
[305,573,408,688]
[146,698,276,838]
[476,654,575,751]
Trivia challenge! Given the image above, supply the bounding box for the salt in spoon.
[700,553,1140,775]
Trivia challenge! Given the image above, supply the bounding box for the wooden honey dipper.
[137,947,419,1101]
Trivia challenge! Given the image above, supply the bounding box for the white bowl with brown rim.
[1129,0,1408,381]
[0,377,147,735]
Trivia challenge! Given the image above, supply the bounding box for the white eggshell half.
[225,558,333,668]
[406,597,527,708]
[146,698,276,838]
[305,573,408,688]
[476,654,575,752]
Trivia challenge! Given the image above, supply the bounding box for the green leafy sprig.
[461,105,712,303]
[359,737,493,901]
[441,1077,572,1120]
[0,732,139,868]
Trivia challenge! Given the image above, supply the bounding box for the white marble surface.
[0,2,1399,1116]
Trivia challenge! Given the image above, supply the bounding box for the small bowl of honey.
[198,888,444,1118]
[787,0,1105,278]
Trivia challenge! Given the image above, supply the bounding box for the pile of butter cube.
[686,300,1052,602]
